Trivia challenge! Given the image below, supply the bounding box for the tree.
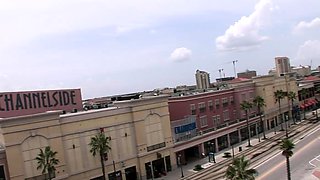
[89,131,111,180]
[225,156,258,180]
[36,146,60,180]
[240,101,253,147]
[274,90,286,131]
[280,139,295,180]
[287,92,297,124]
[253,96,266,139]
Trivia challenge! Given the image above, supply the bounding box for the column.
[199,143,205,157]
[237,129,242,142]
[214,138,219,153]
[227,134,231,147]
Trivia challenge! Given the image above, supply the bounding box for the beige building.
[195,70,210,90]
[275,57,291,77]
[252,74,298,130]
[0,96,175,180]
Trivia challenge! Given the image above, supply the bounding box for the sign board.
[0,89,82,118]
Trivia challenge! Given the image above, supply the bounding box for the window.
[199,102,206,113]
[208,100,213,110]
[223,110,229,121]
[249,92,254,99]
[212,116,217,126]
[217,115,220,122]
[215,99,220,109]
[200,116,208,127]
[222,98,228,107]
[190,104,196,115]
[241,93,246,101]
[230,96,234,104]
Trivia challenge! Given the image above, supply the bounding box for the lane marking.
[257,136,320,180]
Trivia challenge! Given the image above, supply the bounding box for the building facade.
[195,70,210,90]
[0,96,175,180]
[237,70,257,79]
[275,57,291,77]
[168,88,260,164]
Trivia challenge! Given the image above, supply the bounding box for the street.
[256,126,320,180]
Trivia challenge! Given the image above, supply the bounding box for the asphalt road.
[256,126,320,180]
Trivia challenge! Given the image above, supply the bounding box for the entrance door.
[125,166,137,180]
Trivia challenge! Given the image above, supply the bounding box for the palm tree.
[280,139,295,180]
[253,96,266,139]
[287,91,297,124]
[89,131,111,180]
[274,90,286,131]
[240,100,253,147]
[225,156,258,180]
[36,146,59,180]
[300,88,308,119]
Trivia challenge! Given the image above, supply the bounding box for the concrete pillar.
[227,134,231,147]
[199,143,205,157]
[214,138,219,152]
[237,129,241,142]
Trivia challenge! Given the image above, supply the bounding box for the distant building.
[216,77,235,82]
[237,70,257,79]
[195,70,210,90]
[291,65,311,77]
[275,56,291,76]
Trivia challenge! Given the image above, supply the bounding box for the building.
[291,65,311,78]
[237,70,257,79]
[168,87,260,164]
[252,74,299,130]
[195,70,210,90]
[0,91,175,180]
[275,57,291,77]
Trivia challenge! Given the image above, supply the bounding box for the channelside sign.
[0,89,82,118]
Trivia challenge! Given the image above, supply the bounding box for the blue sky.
[0,0,320,98]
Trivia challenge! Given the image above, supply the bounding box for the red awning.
[300,105,305,109]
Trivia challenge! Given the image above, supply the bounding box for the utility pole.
[232,60,238,78]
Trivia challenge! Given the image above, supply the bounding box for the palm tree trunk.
[286,156,291,180]
[260,113,266,139]
[292,101,296,124]
[100,153,106,180]
[279,101,284,131]
[246,111,251,146]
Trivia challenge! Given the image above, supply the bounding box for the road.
[256,126,320,180]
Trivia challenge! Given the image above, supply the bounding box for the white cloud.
[170,47,192,62]
[296,40,320,65]
[215,0,275,51]
[0,0,253,49]
[293,17,320,33]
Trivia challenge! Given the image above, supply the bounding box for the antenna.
[232,60,238,78]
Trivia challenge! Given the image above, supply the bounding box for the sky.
[0,0,320,99]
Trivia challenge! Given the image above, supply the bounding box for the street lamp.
[177,154,184,178]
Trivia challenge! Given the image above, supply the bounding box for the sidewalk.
[161,129,279,180]
[160,112,318,180]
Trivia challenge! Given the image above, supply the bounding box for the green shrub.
[193,164,203,171]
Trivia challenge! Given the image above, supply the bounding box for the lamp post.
[178,154,184,178]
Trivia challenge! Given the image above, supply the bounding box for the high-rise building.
[275,56,291,76]
[195,70,210,90]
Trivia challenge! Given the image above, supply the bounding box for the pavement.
[159,110,318,180]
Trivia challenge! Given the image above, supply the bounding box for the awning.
[300,105,305,109]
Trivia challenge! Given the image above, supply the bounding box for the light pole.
[178,154,184,178]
